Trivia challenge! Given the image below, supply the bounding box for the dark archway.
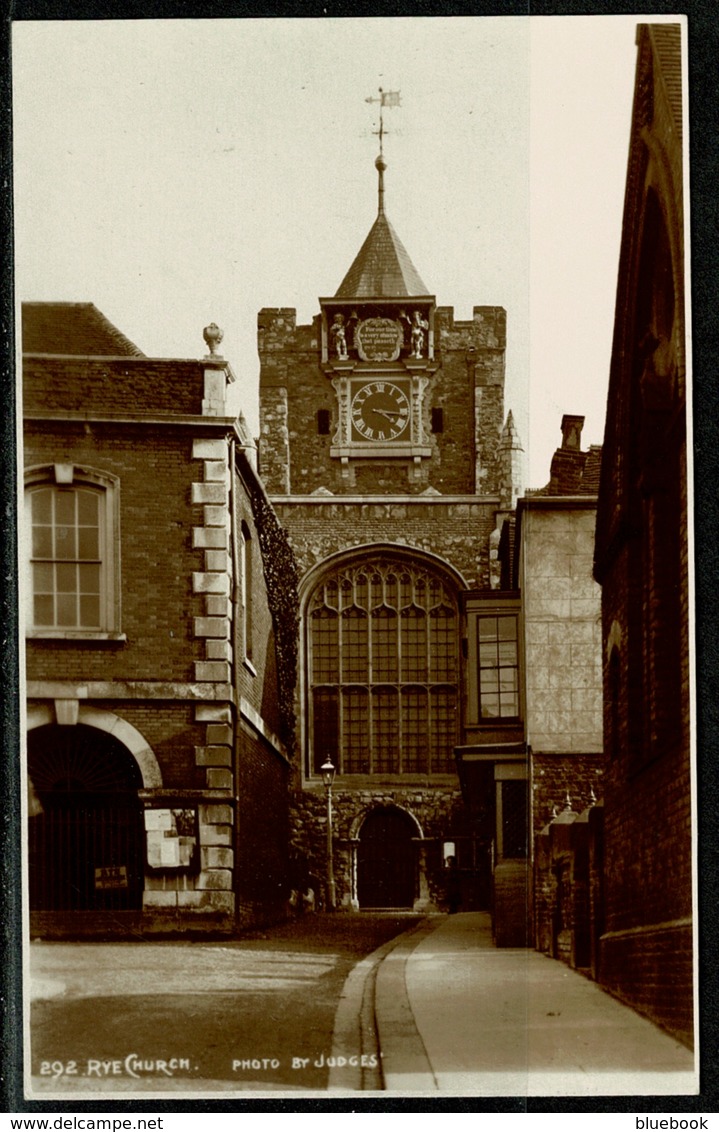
[28,724,145,911]
[357,806,418,909]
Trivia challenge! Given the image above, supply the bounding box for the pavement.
[348,911,698,1098]
[26,912,698,1100]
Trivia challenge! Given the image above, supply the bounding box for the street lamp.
[320,757,336,912]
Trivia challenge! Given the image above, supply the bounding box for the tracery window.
[307,558,459,776]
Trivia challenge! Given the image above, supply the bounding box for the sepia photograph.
[10,13,696,1102]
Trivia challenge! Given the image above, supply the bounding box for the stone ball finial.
[203,322,224,357]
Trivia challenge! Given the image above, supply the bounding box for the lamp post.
[320,757,336,912]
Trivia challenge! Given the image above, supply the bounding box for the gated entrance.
[28,724,145,912]
[357,806,418,909]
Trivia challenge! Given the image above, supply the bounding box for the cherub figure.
[410,310,429,358]
[330,313,349,361]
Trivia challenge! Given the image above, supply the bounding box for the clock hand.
[373,408,404,421]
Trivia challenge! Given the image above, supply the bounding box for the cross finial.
[365,88,400,215]
[365,87,401,160]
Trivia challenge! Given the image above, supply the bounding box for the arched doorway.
[357,806,418,909]
[28,724,145,912]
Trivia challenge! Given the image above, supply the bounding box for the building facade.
[517,418,604,961]
[23,303,297,936]
[593,24,693,1046]
[455,415,604,947]
[258,155,525,913]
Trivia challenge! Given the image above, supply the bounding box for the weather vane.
[365,87,401,158]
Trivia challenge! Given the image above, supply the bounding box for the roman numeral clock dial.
[351,381,410,442]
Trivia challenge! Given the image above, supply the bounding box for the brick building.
[23,303,297,936]
[593,24,693,1046]
[258,154,525,913]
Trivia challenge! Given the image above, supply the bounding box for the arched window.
[25,465,121,638]
[307,557,459,776]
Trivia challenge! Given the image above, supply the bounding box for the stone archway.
[27,723,146,913]
[356,805,421,910]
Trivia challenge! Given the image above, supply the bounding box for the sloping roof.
[335,211,430,299]
[22,302,145,357]
[649,23,682,143]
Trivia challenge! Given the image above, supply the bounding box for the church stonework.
[259,157,524,912]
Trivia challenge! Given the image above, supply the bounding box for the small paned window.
[307,558,459,776]
[478,615,519,719]
[26,468,119,637]
[31,486,102,628]
[431,407,444,434]
[317,409,331,435]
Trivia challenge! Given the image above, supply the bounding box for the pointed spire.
[334,155,430,299]
[498,410,525,509]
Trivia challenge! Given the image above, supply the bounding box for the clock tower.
[258,149,524,912]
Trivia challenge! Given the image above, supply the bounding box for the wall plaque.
[356,318,403,362]
[145,807,198,871]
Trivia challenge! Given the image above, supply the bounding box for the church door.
[357,806,417,909]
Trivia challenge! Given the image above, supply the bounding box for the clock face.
[351,381,410,442]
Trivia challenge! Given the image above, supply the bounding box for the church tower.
[258,140,523,911]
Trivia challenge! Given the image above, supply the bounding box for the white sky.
[12,15,648,487]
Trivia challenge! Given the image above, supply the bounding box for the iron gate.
[27,723,145,912]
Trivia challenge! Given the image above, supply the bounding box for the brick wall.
[23,357,206,417]
[235,723,291,928]
[599,921,693,1048]
[531,752,603,837]
[592,24,692,1045]
[25,422,204,684]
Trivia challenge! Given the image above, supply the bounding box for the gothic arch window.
[25,465,121,638]
[307,557,459,776]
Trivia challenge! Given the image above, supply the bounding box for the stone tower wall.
[258,305,507,499]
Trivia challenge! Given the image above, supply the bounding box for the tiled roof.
[581,446,603,494]
[335,212,430,299]
[22,302,144,357]
[649,24,683,143]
